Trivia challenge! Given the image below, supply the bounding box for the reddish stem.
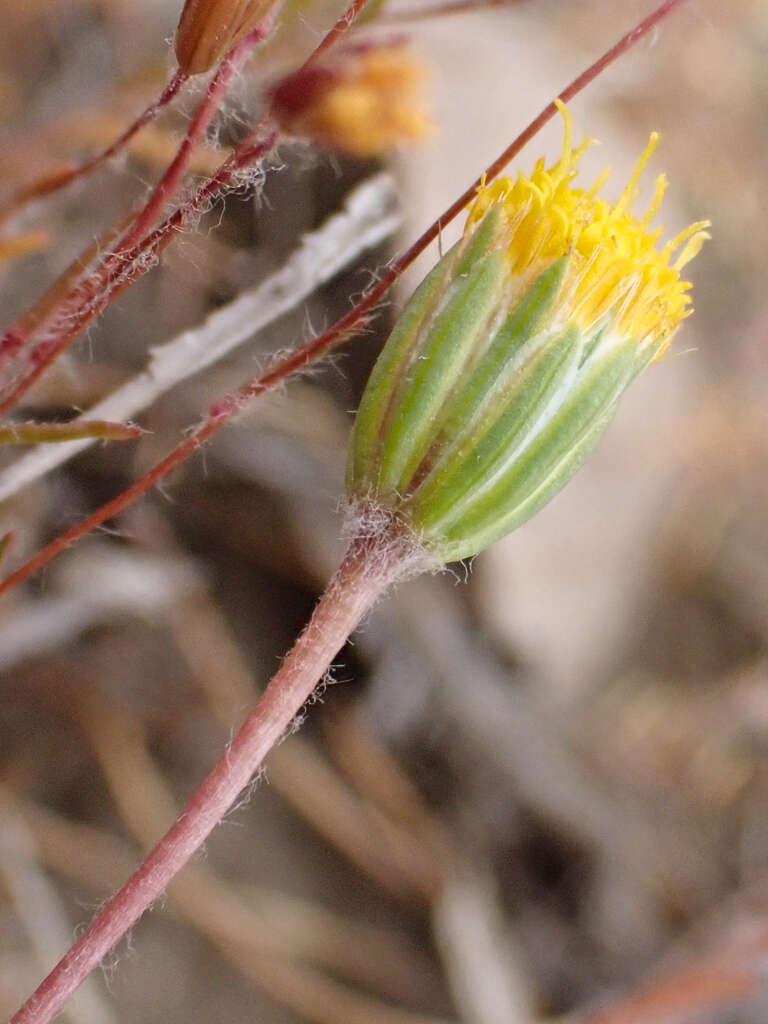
[0,126,280,417]
[118,28,264,252]
[0,0,372,415]
[0,30,265,406]
[0,0,696,599]
[10,530,416,1024]
[0,69,188,228]
[0,121,280,417]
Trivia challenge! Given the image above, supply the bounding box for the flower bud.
[347,105,709,562]
[270,43,430,156]
[175,0,280,75]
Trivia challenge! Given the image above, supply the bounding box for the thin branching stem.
[0,125,280,417]
[0,173,399,502]
[0,0,696,599]
[0,0,370,411]
[0,31,268,408]
[116,28,266,252]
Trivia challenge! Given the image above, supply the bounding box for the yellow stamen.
[554,98,573,179]
[612,132,661,219]
[464,106,710,351]
[641,174,668,227]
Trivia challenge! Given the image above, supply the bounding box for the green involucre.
[374,248,507,497]
[434,338,646,560]
[409,321,582,535]
[346,206,657,562]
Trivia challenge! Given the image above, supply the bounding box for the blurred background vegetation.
[1,1,767,1022]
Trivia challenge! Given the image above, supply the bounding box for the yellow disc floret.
[465,102,710,354]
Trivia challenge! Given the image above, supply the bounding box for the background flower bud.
[175,0,280,74]
[270,43,431,156]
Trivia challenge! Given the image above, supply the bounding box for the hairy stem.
[0,124,280,416]
[116,29,264,253]
[0,31,266,409]
[0,0,371,412]
[0,173,398,502]
[10,529,420,1024]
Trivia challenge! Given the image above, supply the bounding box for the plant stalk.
[10,529,419,1024]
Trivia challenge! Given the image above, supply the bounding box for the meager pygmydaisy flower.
[347,104,710,562]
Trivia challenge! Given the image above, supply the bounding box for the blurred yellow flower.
[466,102,710,355]
[272,45,431,157]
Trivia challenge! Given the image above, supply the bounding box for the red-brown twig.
[0,125,280,418]
[0,0,373,416]
[9,530,418,1024]
[0,69,188,228]
[0,29,267,409]
[117,28,267,252]
[0,0,696,600]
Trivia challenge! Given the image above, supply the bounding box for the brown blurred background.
[1,1,767,1022]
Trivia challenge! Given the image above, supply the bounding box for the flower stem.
[117,28,264,252]
[10,529,419,1024]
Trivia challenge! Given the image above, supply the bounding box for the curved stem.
[0,69,188,228]
[10,530,418,1024]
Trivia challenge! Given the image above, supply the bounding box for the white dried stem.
[0,173,400,504]
[0,549,198,670]
[433,871,536,1024]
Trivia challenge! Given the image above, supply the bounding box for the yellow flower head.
[466,102,710,355]
[348,104,710,562]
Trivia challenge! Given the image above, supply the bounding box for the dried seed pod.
[175,0,279,75]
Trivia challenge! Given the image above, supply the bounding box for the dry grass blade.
[0,173,399,503]
[0,791,117,1024]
